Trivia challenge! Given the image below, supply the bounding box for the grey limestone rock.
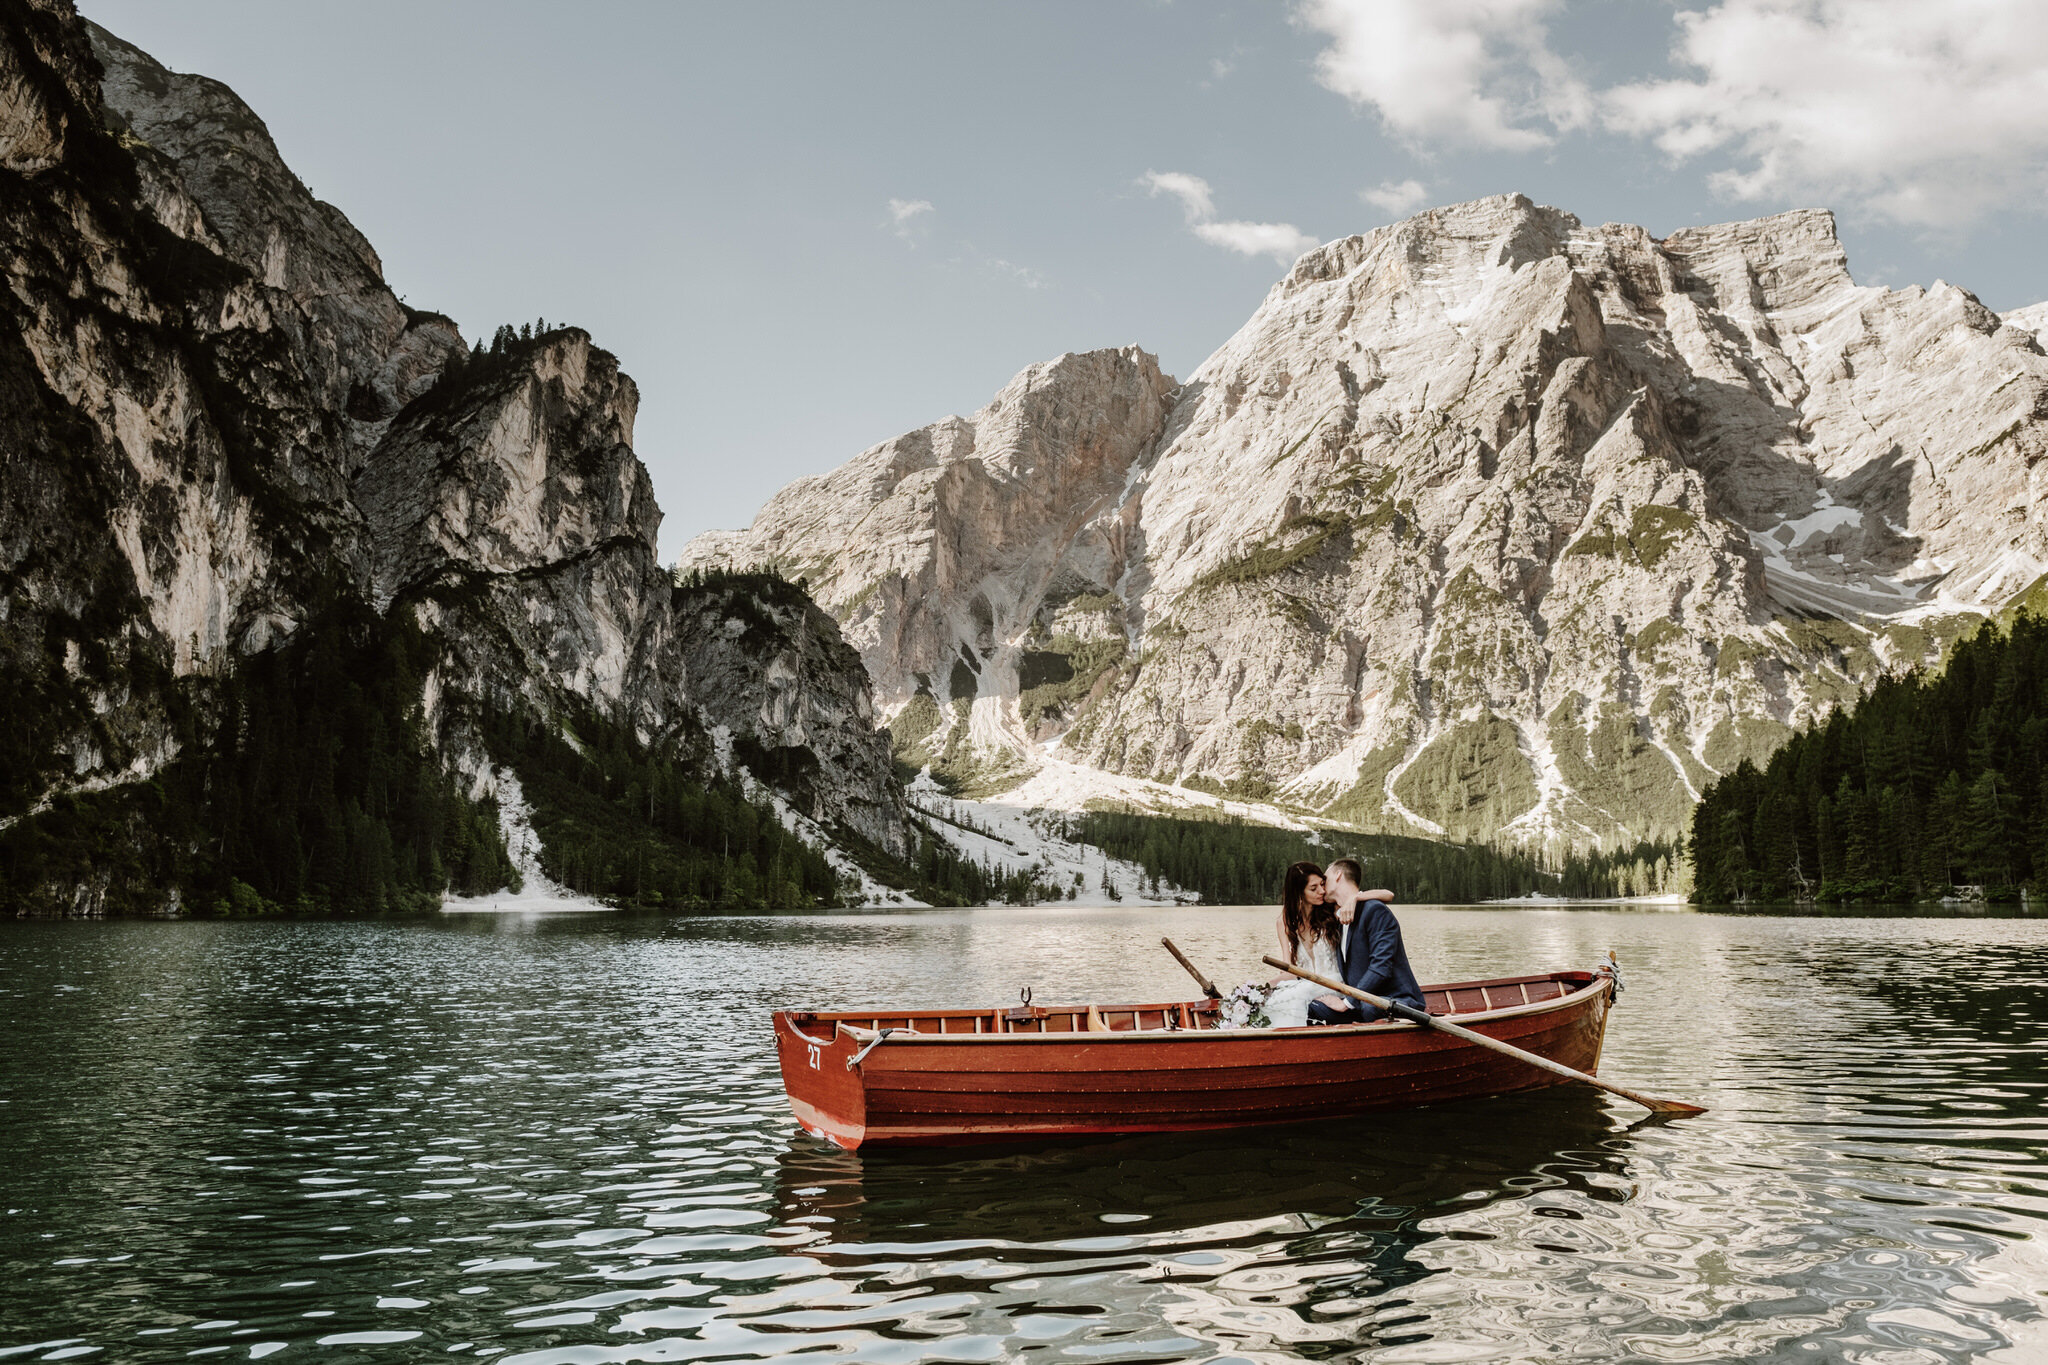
[688,194,2048,853]
[0,1,906,912]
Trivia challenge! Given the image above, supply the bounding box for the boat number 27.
[807,1044,821,1070]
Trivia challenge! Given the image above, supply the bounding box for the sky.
[80,0,2048,561]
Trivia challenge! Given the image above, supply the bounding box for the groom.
[1306,859,1426,1024]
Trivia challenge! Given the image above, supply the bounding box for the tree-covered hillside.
[1,574,877,916]
[1071,807,1680,905]
[1690,613,2048,903]
[1,602,520,916]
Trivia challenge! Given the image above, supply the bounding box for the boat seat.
[1427,979,1571,1016]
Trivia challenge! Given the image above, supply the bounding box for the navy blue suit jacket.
[1340,899,1424,1020]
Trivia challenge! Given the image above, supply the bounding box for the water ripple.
[3,908,2047,1362]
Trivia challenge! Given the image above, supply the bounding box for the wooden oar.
[1161,937,1222,999]
[1262,955,1706,1117]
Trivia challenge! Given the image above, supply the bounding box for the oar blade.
[1262,953,1708,1118]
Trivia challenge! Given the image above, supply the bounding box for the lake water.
[4,905,2046,1363]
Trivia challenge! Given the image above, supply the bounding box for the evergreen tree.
[1691,612,2048,902]
[1,598,520,915]
[1063,807,1679,905]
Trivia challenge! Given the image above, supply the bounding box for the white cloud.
[1293,0,2048,229]
[886,197,933,241]
[1294,0,1587,151]
[1601,0,2048,229]
[889,199,1045,287]
[985,257,1048,291]
[1361,178,1432,219]
[933,246,1050,292]
[1193,220,1321,261]
[1140,170,1215,223]
[1142,170,1319,264]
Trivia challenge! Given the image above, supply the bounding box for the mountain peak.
[692,195,2048,852]
[3,8,914,913]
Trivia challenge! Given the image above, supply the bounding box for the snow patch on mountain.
[908,769,1193,905]
[687,196,2048,855]
[442,769,609,913]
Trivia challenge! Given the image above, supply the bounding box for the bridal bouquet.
[1222,981,1272,1029]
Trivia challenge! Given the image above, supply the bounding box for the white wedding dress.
[1264,936,1345,1029]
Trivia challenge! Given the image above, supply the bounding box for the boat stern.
[773,1011,868,1150]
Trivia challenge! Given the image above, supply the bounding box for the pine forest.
[1690,613,2048,904]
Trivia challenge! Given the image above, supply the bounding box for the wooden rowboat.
[774,965,1617,1149]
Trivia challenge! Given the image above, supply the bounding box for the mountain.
[685,194,2048,854]
[0,1,908,914]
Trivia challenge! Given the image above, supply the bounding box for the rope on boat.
[846,1028,901,1069]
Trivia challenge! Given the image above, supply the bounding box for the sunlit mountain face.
[688,195,2048,857]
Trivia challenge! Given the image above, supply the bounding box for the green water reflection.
[3,906,2046,1362]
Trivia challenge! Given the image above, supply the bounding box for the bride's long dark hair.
[1279,861,1341,963]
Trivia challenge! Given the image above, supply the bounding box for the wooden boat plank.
[857,1023,1602,1110]
[793,972,1595,1034]
[860,1057,1596,1133]
[824,977,1604,1047]
[861,1022,1573,1077]
[861,1034,1599,1098]
[851,1010,1597,1073]
[865,1070,1554,1118]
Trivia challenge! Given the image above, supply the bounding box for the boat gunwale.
[781,969,1611,1048]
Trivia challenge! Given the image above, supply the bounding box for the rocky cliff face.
[0,0,906,913]
[687,194,2048,851]
[687,346,1178,793]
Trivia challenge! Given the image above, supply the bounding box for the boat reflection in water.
[773,1087,1641,1357]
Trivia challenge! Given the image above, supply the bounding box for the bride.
[1264,861,1349,1029]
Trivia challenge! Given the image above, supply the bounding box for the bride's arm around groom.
[1321,860,1426,1022]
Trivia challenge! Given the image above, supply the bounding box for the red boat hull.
[774,970,1614,1149]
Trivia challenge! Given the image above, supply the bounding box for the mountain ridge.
[685,192,2048,854]
[1,0,911,913]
